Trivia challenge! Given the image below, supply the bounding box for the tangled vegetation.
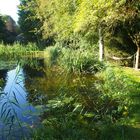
[0,0,140,139]
[30,66,138,140]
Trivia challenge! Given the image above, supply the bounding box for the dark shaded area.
[23,59,45,78]
[0,69,7,89]
[98,124,140,140]
[108,21,137,55]
[0,69,8,80]
[0,15,18,44]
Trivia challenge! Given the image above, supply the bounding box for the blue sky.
[0,0,20,22]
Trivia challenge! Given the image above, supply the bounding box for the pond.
[0,57,95,140]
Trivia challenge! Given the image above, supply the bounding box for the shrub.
[59,47,100,73]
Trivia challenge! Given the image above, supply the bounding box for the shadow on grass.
[99,125,140,140]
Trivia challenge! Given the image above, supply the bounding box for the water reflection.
[0,65,41,139]
[0,70,8,80]
[0,57,96,139]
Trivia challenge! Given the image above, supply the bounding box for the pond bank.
[0,43,140,139]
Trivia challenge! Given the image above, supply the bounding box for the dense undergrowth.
[30,66,137,140]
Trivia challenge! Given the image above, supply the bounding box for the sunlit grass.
[122,67,140,82]
[0,42,39,58]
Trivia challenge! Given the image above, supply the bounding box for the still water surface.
[0,58,95,139]
[0,58,49,139]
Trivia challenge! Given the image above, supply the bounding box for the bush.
[45,46,61,66]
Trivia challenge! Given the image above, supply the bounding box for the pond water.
[0,57,95,140]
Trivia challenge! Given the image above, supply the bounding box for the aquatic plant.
[0,65,32,139]
[59,47,104,73]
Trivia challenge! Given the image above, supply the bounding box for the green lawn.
[123,67,140,82]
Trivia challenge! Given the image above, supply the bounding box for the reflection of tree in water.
[23,64,70,106]
[22,58,45,76]
[0,69,8,79]
[22,58,96,106]
[0,69,8,89]
[23,59,48,106]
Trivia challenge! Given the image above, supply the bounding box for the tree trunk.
[135,47,140,70]
[99,27,104,61]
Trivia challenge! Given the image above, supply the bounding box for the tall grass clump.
[59,47,104,73]
[97,66,131,96]
[0,42,38,59]
[45,42,104,73]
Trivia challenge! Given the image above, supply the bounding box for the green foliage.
[45,43,104,73]
[59,47,103,73]
[97,66,130,96]
[0,42,38,58]
[18,0,42,42]
[35,0,78,41]
[30,66,133,140]
[0,15,6,42]
[18,0,140,64]
[45,46,61,66]
[34,0,127,42]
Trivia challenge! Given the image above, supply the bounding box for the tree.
[18,0,140,67]
[0,15,6,42]
[73,0,127,61]
[118,0,140,69]
[36,0,78,42]
[18,0,42,43]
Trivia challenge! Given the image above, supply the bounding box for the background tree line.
[4,0,140,69]
[0,14,18,43]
